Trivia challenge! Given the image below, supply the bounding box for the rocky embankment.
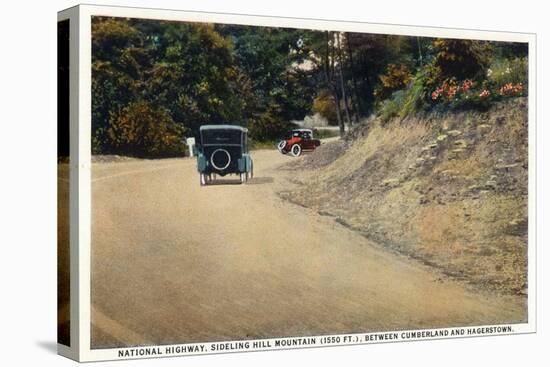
[280,98,528,297]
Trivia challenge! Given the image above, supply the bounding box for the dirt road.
[91,150,526,348]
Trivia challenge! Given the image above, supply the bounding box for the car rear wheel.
[291,144,302,157]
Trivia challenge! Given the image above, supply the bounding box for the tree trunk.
[348,82,359,124]
[333,85,344,136]
[336,32,352,127]
[417,36,423,67]
[330,33,345,137]
[323,31,344,137]
[345,33,363,120]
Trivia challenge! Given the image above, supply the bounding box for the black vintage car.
[196,125,253,186]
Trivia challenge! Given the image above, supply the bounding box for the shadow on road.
[203,176,274,186]
[246,176,274,185]
[204,178,243,186]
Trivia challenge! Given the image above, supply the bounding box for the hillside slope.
[281,98,528,296]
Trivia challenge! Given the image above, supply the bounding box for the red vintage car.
[277,129,321,156]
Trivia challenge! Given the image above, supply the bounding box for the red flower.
[431,87,444,100]
[479,89,491,98]
[499,82,524,96]
[462,79,474,92]
[446,85,458,100]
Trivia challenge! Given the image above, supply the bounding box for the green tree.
[90,16,528,156]
[217,25,318,138]
[107,101,186,158]
[92,18,149,154]
[428,39,491,84]
[146,22,243,134]
[312,89,337,124]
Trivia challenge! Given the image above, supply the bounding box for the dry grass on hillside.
[280,98,528,296]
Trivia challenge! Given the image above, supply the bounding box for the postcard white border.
[57,4,537,362]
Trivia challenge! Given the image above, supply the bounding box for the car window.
[201,129,242,145]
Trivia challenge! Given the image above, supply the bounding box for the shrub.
[92,18,142,60]
[92,127,109,155]
[399,72,428,117]
[312,89,337,124]
[428,55,527,112]
[247,107,294,141]
[376,63,413,101]
[378,71,428,122]
[429,78,493,111]
[487,57,528,89]
[379,90,406,123]
[107,101,186,158]
[428,39,491,85]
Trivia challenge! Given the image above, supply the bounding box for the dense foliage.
[91,17,528,157]
[107,101,186,158]
[379,39,528,121]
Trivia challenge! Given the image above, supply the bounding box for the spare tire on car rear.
[210,148,231,170]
